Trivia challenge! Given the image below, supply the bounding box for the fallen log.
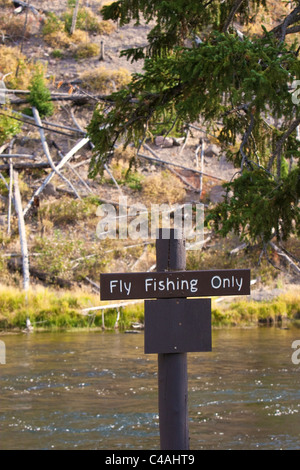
[52,140,94,195]
[0,162,51,170]
[0,110,83,137]
[1,106,86,134]
[7,258,74,289]
[32,107,81,199]
[10,95,90,106]
[0,172,9,189]
[230,243,247,255]
[0,154,35,159]
[269,241,300,275]
[142,142,200,192]
[10,93,113,106]
[137,151,224,181]
[23,137,89,218]
[29,268,74,289]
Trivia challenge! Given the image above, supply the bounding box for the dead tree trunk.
[14,170,30,291]
[70,0,81,35]
[7,162,13,237]
[99,40,105,61]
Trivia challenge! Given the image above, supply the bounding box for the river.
[1,327,300,450]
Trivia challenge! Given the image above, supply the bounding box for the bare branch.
[269,241,300,275]
[240,112,255,170]
[222,0,245,32]
[267,117,300,176]
[23,137,89,219]
[284,24,300,36]
[269,6,300,41]
[32,107,81,199]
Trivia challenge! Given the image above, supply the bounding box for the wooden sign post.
[155,229,189,450]
[100,229,251,450]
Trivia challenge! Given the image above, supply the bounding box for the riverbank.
[0,283,299,332]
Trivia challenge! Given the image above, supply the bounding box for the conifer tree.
[87,0,300,258]
[27,70,54,118]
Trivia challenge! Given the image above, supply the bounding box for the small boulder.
[155,136,174,148]
[42,183,57,197]
[205,144,220,158]
[209,185,227,204]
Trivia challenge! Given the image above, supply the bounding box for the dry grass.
[0,10,36,40]
[39,195,100,228]
[141,170,186,204]
[0,45,41,89]
[43,30,72,49]
[95,20,116,35]
[70,29,89,44]
[44,30,91,50]
[80,66,131,93]
[75,42,100,59]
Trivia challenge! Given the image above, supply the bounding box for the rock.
[42,183,57,197]
[155,136,174,148]
[205,144,220,158]
[0,215,6,226]
[209,185,227,204]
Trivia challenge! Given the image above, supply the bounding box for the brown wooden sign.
[144,298,212,354]
[100,269,251,300]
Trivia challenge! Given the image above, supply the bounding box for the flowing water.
[1,327,300,450]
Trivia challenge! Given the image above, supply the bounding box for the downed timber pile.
[0,107,92,290]
[1,64,299,293]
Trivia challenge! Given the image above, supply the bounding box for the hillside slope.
[0,0,299,297]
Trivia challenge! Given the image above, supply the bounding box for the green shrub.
[52,49,64,59]
[42,12,65,36]
[42,13,71,48]
[26,71,54,118]
[0,108,22,145]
